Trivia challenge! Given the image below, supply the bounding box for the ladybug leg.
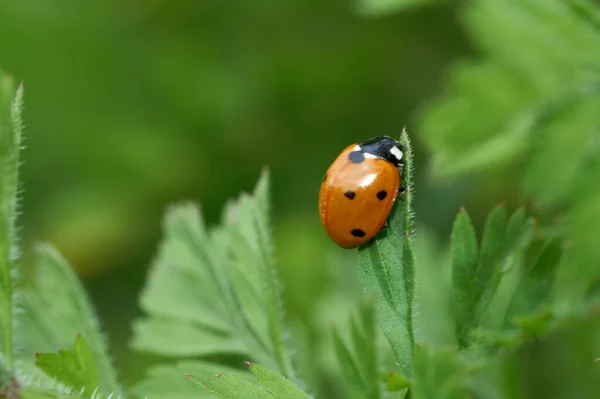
[379,220,389,232]
[398,186,406,194]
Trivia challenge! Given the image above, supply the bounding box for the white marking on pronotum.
[353,144,361,151]
[390,145,403,161]
[364,153,377,159]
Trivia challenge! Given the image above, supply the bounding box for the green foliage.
[35,335,99,395]
[357,129,415,377]
[420,0,600,311]
[4,0,600,398]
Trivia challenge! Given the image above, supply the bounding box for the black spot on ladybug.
[348,151,365,164]
[344,190,356,200]
[351,229,366,237]
[376,190,388,200]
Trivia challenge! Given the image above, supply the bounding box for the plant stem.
[0,75,23,372]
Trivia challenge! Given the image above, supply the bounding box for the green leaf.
[131,318,246,357]
[352,298,379,398]
[0,72,23,373]
[35,335,99,394]
[252,169,295,380]
[132,361,255,399]
[380,371,410,392]
[331,298,383,399]
[357,129,416,377]
[332,326,369,396]
[248,362,314,399]
[474,205,508,317]
[132,170,296,379]
[187,372,274,399]
[18,245,120,393]
[504,208,535,257]
[411,345,467,399]
[505,239,563,324]
[450,208,478,348]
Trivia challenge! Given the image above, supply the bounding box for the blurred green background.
[0,0,538,390]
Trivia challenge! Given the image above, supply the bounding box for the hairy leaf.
[248,363,314,399]
[188,372,274,399]
[35,335,99,394]
[0,72,23,374]
[132,170,298,396]
[132,361,255,399]
[357,129,415,376]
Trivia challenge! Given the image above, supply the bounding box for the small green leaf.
[351,299,379,397]
[505,239,563,324]
[505,208,535,257]
[357,129,415,376]
[187,372,273,399]
[450,208,478,348]
[35,335,100,394]
[380,371,410,392]
[18,245,120,393]
[332,326,369,396]
[247,362,314,399]
[474,205,508,317]
[411,345,467,399]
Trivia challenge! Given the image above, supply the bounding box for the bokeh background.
[0,0,569,394]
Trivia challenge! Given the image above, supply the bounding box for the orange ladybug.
[319,136,403,249]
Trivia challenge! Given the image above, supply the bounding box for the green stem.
[0,76,23,372]
[400,127,416,358]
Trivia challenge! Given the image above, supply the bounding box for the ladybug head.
[358,136,404,166]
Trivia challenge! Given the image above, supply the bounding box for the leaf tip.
[245,361,254,368]
[459,206,466,213]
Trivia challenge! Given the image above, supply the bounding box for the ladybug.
[319,136,404,249]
